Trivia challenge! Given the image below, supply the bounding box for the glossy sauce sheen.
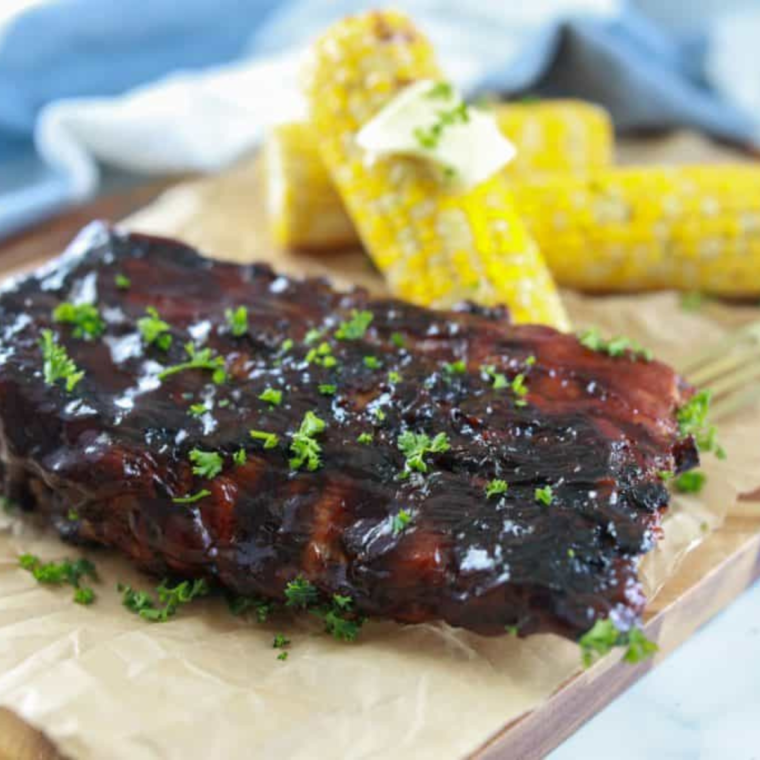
[0,223,698,637]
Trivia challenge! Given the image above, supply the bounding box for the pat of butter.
[356,80,516,190]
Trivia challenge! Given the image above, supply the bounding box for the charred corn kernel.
[304,10,568,330]
[266,100,612,250]
[512,166,760,295]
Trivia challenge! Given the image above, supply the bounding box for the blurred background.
[2,0,760,240]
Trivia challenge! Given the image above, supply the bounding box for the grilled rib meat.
[0,223,698,638]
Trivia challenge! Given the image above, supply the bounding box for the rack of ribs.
[0,222,698,638]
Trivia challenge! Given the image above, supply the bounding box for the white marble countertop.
[551,578,760,760]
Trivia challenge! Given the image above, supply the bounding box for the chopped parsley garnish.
[115,273,131,290]
[138,307,172,351]
[40,329,84,392]
[284,575,319,608]
[317,596,365,642]
[273,633,290,649]
[579,619,658,668]
[189,449,223,479]
[225,306,248,337]
[363,356,381,370]
[279,338,294,354]
[19,554,97,604]
[304,328,324,345]
[53,302,105,340]
[677,390,725,458]
[373,407,387,422]
[259,387,283,406]
[397,431,450,477]
[674,470,706,494]
[390,332,406,349]
[74,587,95,605]
[249,429,279,449]
[319,383,337,396]
[67,509,79,522]
[511,373,528,406]
[485,479,508,498]
[388,370,402,384]
[391,509,412,535]
[119,578,209,623]
[657,470,674,481]
[534,485,554,506]
[226,593,273,622]
[443,360,466,375]
[172,489,211,505]
[426,81,454,99]
[233,448,247,466]
[526,355,536,366]
[189,403,209,416]
[357,432,373,445]
[481,364,508,390]
[578,327,653,362]
[290,411,327,471]
[335,310,373,340]
[277,651,289,661]
[413,100,470,150]
[158,342,226,384]
[305,341,337,368]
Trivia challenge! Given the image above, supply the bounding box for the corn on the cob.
[304,10,568,329]
[513,166,760,295]
[494,100,612,177]
[266,100,612,250]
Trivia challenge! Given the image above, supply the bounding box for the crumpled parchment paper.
[1,155,760,760]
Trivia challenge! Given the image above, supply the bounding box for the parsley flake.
[227,593,273,622]
[485,479,508,498]
[443,360,466,375]
[225,306,248,337]
[19,554,97,604]
[158,342,226,384]
[138,307,172,351]
[53,302,105,340]
[512,373,528,406]
[535,485,554,506]
[363,356,381,370]
[357,432,373,445]
[579,619,658,668]
[388,370,402,384]
[677,390,725,457]
[119,578,209,623]
[390,332,406,349]
[172,489,211,505]
[40,329,84,392]
[426,81,454,99]
[397,431,450,477]
[578,328,653,362]
[284,576,319,608]
[674,470,706,494]
[304,328,324,345]
[391,509,412,535]
[319,383,337,396]
[249,429,279,449]
[305,341,337,368]
[290,411,327,471]
[189,449,223,479]
[259,387,283,406]
[115,273,131,290]
[273,633,290,649]
[335,310,373,340]
[482,364,508,390]
[189,403,209,417]
[232,448,247,466]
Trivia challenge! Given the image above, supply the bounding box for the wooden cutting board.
[2,136,760,760]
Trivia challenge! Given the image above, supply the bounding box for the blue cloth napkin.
[0,0,757,240]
